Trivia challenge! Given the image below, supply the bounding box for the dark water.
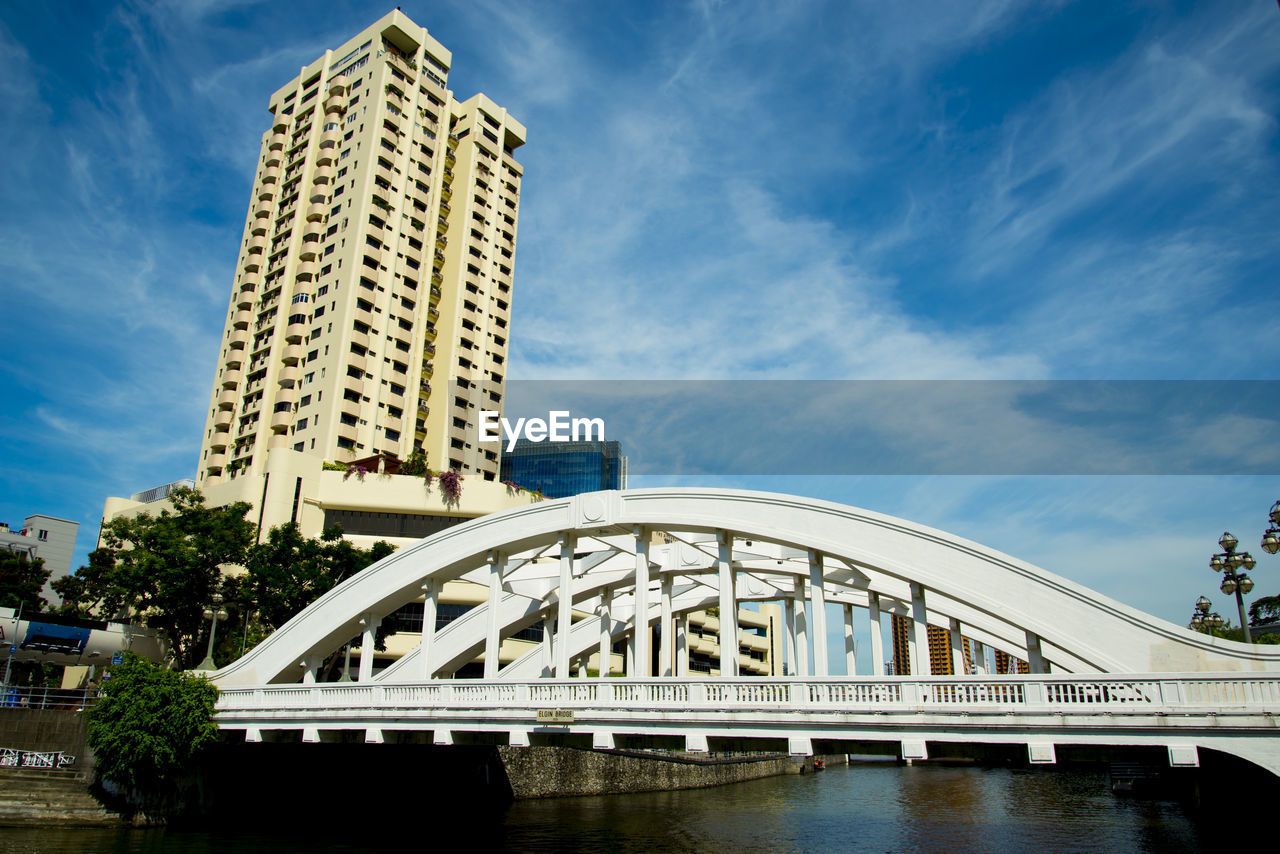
[0,764,1219,852]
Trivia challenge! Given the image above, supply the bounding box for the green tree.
[54,488,254,669]
[1249,595,1280,627]
[86,653,219,818]
[244,523,395,634]
[0,551,50,612]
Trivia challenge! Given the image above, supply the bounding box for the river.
[0,762,1227,852]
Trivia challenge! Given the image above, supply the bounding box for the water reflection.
[0,764,1210,853]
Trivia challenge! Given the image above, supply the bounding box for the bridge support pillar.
[795,578,809,677]
[484,551,505,680]
[788,736,813,756]
[901,740,928,762]
[717,531,738,677]
[1025,631,1046,674]
[909,583,928,676]
[949,618,964,675]
[971,639,987,674]
[364,728,384,745]
[302,727,319,744]
[1028,742,1055,765]
[358,615,380,682]
[677,612,689,677]
[686,733,708,753]
[1168,744,1199,768]
[540,607,554,678]
[245,727,261,743]
[434,729,453,746]
[419,579,438,681]
[509,730,530,747]
[634,527,651,677]
[660,574,674,676]
[844,604,857,675]
[593,730,615,750]
[301,654,321,684]
[598,587,612,678]
[556,533,577,678]
[807,551,828,676]
[868,592,885,677]
[783,596,797,676]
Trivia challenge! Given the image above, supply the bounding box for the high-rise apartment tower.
[197,10,524,487]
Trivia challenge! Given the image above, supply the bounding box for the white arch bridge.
[213,489,1280,775]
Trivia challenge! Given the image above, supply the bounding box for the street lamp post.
[197,593,229,671]
[1189,595,1223,633]
[1260,500,1280,556]
[1210,532,1257,643]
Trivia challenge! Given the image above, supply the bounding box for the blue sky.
[1,1,1278,631]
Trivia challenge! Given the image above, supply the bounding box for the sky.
[1,1,1278,635]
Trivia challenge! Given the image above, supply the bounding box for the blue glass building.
[499,440,627,499]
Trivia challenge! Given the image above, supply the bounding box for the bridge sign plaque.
[536,709,574,723]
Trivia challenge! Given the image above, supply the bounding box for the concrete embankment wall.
[0,710,122,825]
[498,748,804,799]
[0,709,92,772]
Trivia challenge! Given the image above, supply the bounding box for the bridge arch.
[213,488,1280,687]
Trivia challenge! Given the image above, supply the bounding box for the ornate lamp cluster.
[1189,595,1223,631]
[1210,531,1256,642]
[1260,500,1280,556]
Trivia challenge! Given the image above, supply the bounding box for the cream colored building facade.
[196,9,523,488]
[104,10,777,678]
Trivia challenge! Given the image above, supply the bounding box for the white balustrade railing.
[217,674,1280,721]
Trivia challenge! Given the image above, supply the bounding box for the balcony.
[210,430,230,451]
[285,321,307,342]
[295,260,317,281]
[265,150,282,167]
[309,184,328,204]
[207,453,227,470]
[319,127,341,149]
[268,132,286,152]
[277,365,300,387]
[299,238,319,261]
[256,183,274,203]
[323,93,345,114]
[270,410,292,431]
[344,376,365,398]
[217,388,237,409]
[316,147,335,166]
[221,369,242,389]
[213,409,233,429]
[303,202,325,223]
[336,422,358,443]
[349,327,369,350]
[251,218,267,236]
[228,328,249,349]
[281,343,303,365]
[253,201,272,219]
[347,353,366,374]
[232,309,251,329]
[247,234,266,255]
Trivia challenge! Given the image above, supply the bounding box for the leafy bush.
[87,654,220,812]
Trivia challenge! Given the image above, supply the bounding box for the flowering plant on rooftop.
[438,469,462,506]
